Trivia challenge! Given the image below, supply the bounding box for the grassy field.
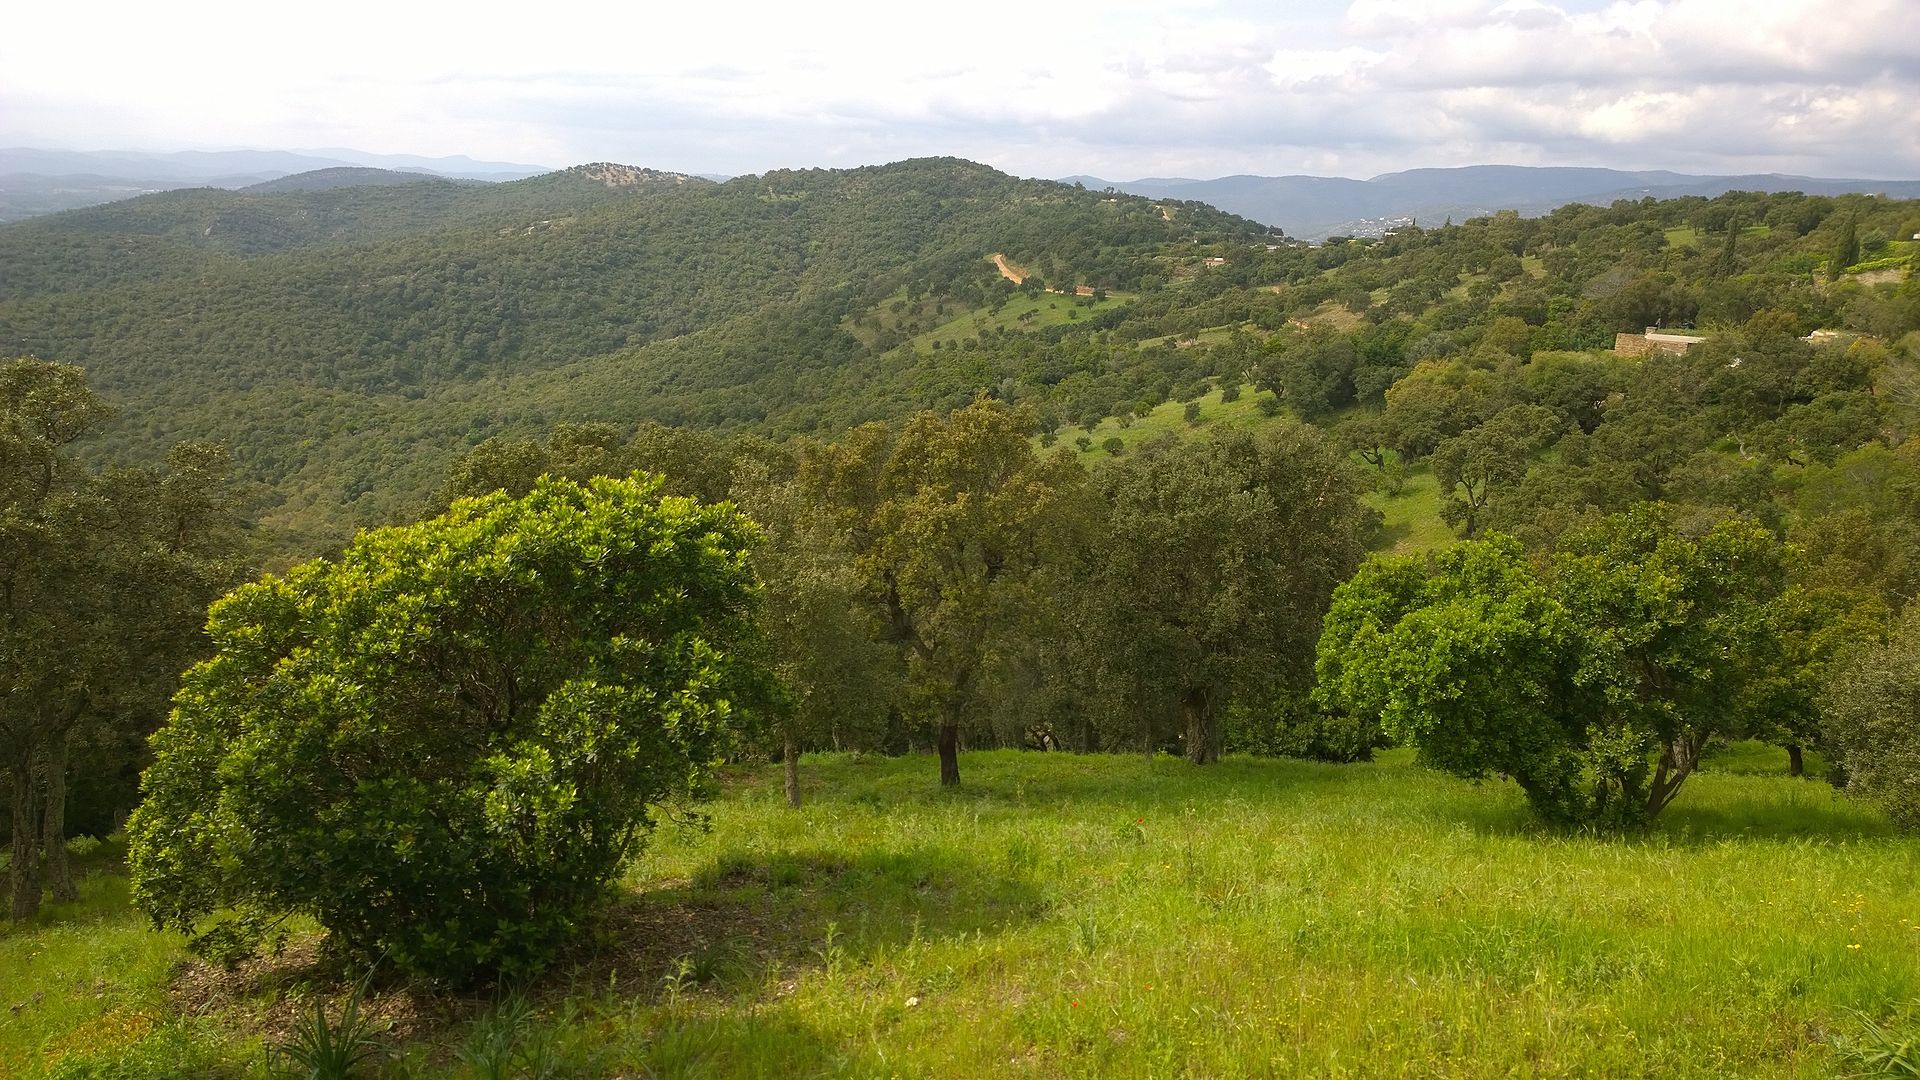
[1665,227,1701,249]
[920,291,1129,348]
[1051,390,1457,554]
[839,289,1131,353]
[6,746,1916,1077]
[1362,460,1454,554]
[1052,383,1284,468]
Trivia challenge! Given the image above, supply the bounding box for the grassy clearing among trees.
[7,747,1915,1077]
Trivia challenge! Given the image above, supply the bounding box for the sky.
[5,0,1917,181]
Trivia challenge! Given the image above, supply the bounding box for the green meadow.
[8,747,1916,1077]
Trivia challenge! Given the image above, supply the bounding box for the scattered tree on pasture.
[1317,506,1802,827]
[798,398,1089,786]
[1822,606,1920,830]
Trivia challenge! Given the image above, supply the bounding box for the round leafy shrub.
[128,475,765,983]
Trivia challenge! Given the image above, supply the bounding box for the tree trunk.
[1183,689,1219,765]
[9,755,42,921]
[1645,734,1703,817]
[783,729,801,809]
[1787,743,1805,778]
[937,715,961,787]
[41,736,75,903]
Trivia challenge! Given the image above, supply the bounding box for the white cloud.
[0,0,1913,179]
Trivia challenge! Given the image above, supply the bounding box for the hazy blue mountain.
[0,148,552,221]
[242,167,467,193]
[0,147,548,181]
[1062,165,1920,239]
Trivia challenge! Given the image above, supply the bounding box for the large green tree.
[1,359,243,920]
[1431,404,1562,537]
[1822,606,1920,829]
[801,398,1089,786]
[1093,426,1373,763]
[732,469,897,807]
[128,475,765,981]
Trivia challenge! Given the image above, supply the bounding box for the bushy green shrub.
[1317,509,1797,828]
[128,475,765,983]
[1824,609,1920,830]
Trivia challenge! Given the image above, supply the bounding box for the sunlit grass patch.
[6,748,1914,1076]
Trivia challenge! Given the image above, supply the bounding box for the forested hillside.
[0,159,1264,543]
[2,161,1917,557]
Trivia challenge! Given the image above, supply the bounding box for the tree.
[1829,214,1860,281]
[1714,216,1740,279]
[1335,413,1392,473]
[1823,606,1920,829]
[1317,506,1797,827]
[1,358,113,918]
[1257,327,1357,418]
[731,470,896,807]
[128,475,765,982]
[1430,405,1562,537]
[1,360,244,921]
[1736,586,1887,777]
[1381,359,1501,459]
[800,399,1089,785]
[1093,427,1373,764]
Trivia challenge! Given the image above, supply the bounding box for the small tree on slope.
[128,474,765,983]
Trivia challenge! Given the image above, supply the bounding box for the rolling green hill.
[0,159,1267,542]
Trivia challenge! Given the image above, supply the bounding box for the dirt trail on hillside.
[992,253,1096,296]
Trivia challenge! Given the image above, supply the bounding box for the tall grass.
[8,747,1916,1076]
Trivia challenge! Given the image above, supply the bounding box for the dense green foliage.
[1823,607,1920,829]
[126,475,765,982]
[1317,507,1801,827]
[0,359,245,921]
[0,160,1263,545]
[1,168,1917,1073]
[1088,426,1375,762]
[5,163,1917,556]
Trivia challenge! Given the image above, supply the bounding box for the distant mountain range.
[0,148,551,221]
[11,151,1919,239]
[1059,165,1920,240]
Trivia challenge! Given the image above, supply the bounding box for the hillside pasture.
[8,748,1915,1077]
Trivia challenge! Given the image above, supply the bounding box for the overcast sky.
[5,0,1916,180]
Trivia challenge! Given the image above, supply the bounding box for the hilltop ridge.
[1063,164,1920,239]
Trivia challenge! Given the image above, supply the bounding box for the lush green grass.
[920,291,1129,347]
[1665,227,1700,249]
[837,288,1131,353]
[1051,383,1284,468]
[9,748,1917,1077]
[1363,459,1455,554]
[0,838,248,1076]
